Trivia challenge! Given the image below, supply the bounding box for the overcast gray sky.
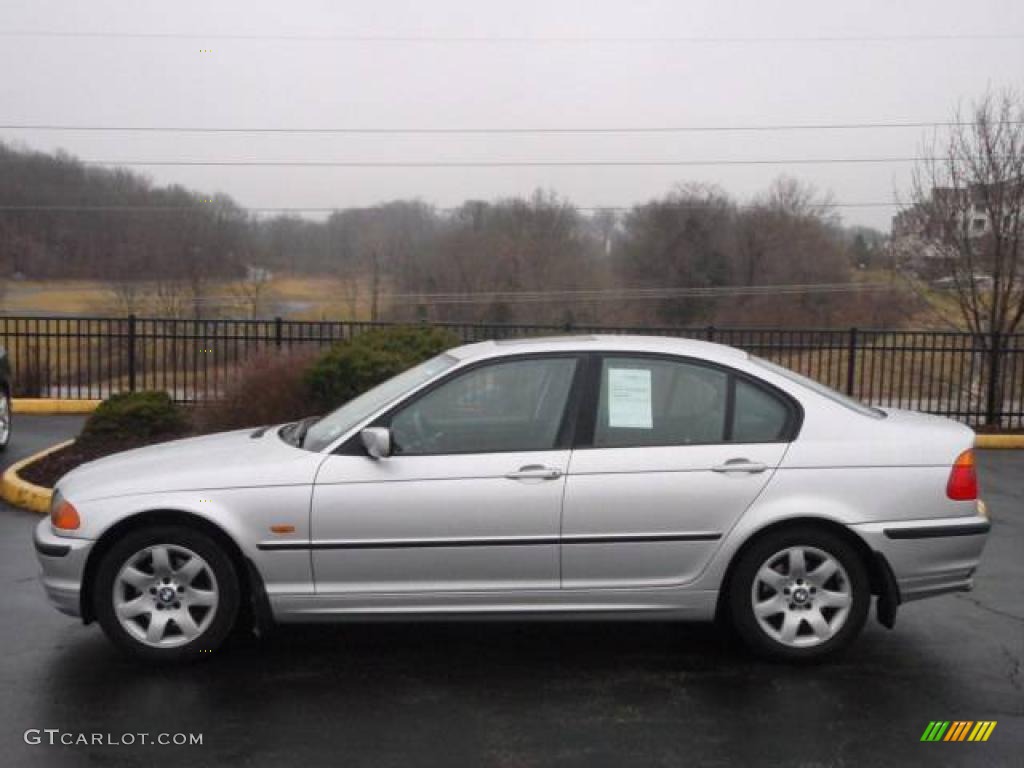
[1,0,1023,229]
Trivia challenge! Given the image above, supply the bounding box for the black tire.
[0,388,11,452]
[728,525,870,662]
[93,525,240,662]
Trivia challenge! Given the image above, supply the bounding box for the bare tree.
[590,209,619,256]
[183,245,211,320]
[907,89,1024,424]
[368,248,381,321]
[325,211,364,318]
[150,279,191,319]
[324,202,435,320]
[909,90,1024,336]
[107,280,146,314]
[616,183,736,325]
[731,177,852,325]
[337,273,362,319]
[409,192,604,325]
[230,266,274,319]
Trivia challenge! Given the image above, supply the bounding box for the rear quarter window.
[751,357,884,419]
[733,378,790,442]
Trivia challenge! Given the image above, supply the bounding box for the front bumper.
[34,518,93,618]
[852,513,990,602]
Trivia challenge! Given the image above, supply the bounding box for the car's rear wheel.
[94,525,240,661]
[728,526,870,661]
[0,389,11,451]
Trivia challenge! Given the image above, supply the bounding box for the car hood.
[57,426,325,502]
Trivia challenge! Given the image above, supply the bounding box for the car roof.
[447,334,749,364]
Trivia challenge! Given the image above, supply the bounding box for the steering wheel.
[397,409,445,454]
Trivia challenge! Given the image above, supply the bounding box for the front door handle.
[505,464,563,480]
[711,459,768,474]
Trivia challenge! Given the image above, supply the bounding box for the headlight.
[49,489,80,531]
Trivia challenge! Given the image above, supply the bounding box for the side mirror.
[360,427,391,459]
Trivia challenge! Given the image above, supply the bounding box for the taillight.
[946,449,978,501]
[51,500,81,530]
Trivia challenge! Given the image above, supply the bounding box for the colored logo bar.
[921,721,997,742]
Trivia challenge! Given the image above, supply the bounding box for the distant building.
[890,202,950,276]
[894,183,1020,238]
[891,183,1019,275]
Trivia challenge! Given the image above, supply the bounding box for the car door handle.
[711,459,768,474]
[505,465,563,480]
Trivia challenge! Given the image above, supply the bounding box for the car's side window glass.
[732,378,790,443]
[594,357,728,448]
[390,357,577,455]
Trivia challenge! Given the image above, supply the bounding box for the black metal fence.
[1,315,1022,428]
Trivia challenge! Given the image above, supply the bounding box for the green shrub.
[305,325,459,409]
[80,391,189,445]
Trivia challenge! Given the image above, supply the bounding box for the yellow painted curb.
[0,440,72,513]
[976,434,1024,449]
[12,399,101,415]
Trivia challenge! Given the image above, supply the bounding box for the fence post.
[705,325,716,342]
[127,314,137,393]
[985,330,1002,427]
[274,316,283,349]
[845,327,858,396]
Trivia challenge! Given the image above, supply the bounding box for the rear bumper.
[851,514,990,602]
[34,518,93,618]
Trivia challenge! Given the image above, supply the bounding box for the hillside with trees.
[0,141,900,327]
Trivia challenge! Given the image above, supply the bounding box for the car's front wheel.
[728,526,870,661]
[94,525,240,661]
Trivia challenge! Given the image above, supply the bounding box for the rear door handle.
[711,459,768,474]
[505,465,563,480]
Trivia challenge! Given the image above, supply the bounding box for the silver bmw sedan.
[34,335,990,662]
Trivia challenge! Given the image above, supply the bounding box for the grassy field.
[0,275,378,320]
[0,270,973,331]
[0,280,109,315]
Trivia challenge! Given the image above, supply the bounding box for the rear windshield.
[751,357,885,419]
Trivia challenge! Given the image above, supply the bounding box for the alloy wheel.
[750,545,853,648]
[113,544,219,648]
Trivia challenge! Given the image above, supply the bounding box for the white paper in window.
[607,368,653,428]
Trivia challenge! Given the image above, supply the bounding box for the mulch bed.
[18,434,186,489]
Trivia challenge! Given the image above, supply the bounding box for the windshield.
[751,357,885,419]
[298,354,458,452]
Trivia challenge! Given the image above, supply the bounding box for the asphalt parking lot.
[1,416,1021,767]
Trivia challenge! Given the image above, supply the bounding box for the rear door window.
[594,357,729,447]
[591,355,797,447]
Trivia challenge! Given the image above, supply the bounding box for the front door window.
[390,357,578,455]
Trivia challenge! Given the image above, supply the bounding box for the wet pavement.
[1,416,1021,767]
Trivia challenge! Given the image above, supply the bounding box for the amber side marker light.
[270,524,295,534]
[947,449,978,501]
[51,501,81,530]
